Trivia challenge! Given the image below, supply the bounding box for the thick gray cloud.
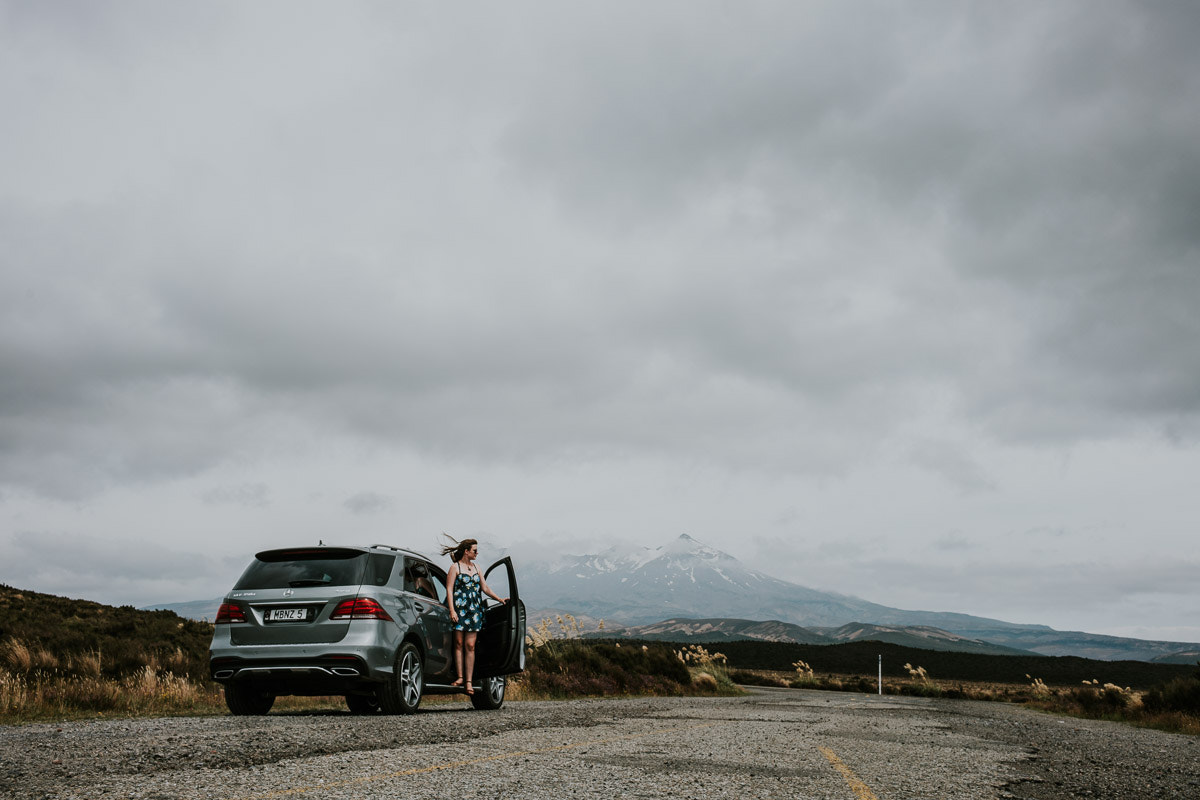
[1,2,1198,637]
[203,483,270,508]
[0,530,240,605]
[344,492,394,516]
[5,2,1198,498]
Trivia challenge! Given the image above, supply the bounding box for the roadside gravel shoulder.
[0,697,704,800]
[3,691,1198,800]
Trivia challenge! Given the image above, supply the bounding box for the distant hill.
[592,617,831,644]
[942,625,1200,663]
[813,623,1034,656]
[589,617,1032,656]
[1152,650,1200,665]
[142,598,222,622]
[0,584,213,678]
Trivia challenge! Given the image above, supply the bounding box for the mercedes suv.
[209,544,526,715]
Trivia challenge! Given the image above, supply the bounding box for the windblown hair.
[439,534,477,563]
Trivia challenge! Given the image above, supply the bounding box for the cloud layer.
[2,2,1198,639]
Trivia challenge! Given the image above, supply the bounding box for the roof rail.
[372,543,439,561]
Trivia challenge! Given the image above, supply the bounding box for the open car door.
[474,556,526,678]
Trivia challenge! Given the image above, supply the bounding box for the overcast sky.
[2,1,1198,642]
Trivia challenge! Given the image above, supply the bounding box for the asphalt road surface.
[3,688,1198,799]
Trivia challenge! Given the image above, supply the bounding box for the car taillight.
[331,597,393,621]
[215,603,247,624]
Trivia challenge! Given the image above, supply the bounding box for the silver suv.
[209,544,525,715]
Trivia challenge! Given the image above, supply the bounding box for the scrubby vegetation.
[728,655,1200,735]
[0,585,213,679]
[0,585,222,721]
[513,616,742,698]
[2,585,1197,733]
[714,639,1193,690]
[512,640,736,698]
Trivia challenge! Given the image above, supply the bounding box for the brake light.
[331,597,393,621]
[215,603,247,624]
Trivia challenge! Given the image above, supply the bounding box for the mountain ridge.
[515,534,1199,661]
[587,617,1033,656]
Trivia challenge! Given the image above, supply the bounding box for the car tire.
[380,642,424,714]
[224,683,276,715]
[470,675,505,710]
[345,692,382,714]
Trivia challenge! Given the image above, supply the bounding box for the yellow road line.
[228,721,718,799]
[818,746,880,800]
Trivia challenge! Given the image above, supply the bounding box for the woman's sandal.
[465,685,474,695]
[451,677,464,687]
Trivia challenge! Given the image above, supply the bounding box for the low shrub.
[1141,667,1200,715]
[1066,680,1135,713]
[728,669,788,688]
[522,641,697,698]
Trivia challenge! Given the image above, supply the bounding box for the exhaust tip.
[213,669,235,679]
[330,667,361,677]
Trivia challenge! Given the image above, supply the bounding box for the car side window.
[365,553,396,587]
[403,558,443,601]
[425,563,449,606]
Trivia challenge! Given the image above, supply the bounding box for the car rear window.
[233,548,369,590]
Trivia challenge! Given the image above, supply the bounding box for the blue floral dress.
[452,568,484,632]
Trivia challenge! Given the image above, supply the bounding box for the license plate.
[266,607,308,622]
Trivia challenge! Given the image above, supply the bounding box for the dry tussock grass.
[726,667,1200,735]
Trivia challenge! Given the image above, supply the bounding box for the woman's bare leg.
[464,632,478,692]
[452,631,465,686]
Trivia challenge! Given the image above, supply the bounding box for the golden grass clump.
[72,650,103,679]
[1,638,32,673]
[791,659,819,688]
[525,614,603,653]
[166,647,190,675]
[904,663,931,683]
[0,671,29,714]
[675,644,727,667]
[0,666,220,721]
[32,648,59,672]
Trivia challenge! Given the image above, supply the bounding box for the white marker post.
[878,654,882,695]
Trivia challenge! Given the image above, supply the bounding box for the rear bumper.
[210,654,370,680]
[209,630,399,690]
[209,621,401,688]
[209,653,384,695]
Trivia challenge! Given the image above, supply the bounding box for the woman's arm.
[446,564,459,619]
[478,575,508,604]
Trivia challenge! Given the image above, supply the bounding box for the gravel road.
[2,688,1198,799]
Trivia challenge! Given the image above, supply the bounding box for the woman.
[441,537,508,694]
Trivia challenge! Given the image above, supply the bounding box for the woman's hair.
[439,534,478,563]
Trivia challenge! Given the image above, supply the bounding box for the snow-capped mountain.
[513,534,1200,661]
[519,533,1032,632]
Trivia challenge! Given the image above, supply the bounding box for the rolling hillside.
[0,584,213,678]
